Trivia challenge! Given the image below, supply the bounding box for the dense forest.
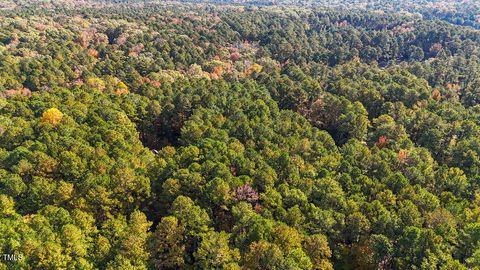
[1,0,480,269]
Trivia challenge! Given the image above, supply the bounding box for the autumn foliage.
[115,81,129,95]
[432,89,441,101]
[398,149,409,162]
[376,135,388,148]
[244,63,263,76]
[41,108,64,125]
[1,1,480,270]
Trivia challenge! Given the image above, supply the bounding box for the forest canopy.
[0,0,480,269]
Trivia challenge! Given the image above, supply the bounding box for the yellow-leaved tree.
[41,108,63,126]
[115,81,129,95]
[244,63,263,76]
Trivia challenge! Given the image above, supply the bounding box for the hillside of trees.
[1,1,480,269]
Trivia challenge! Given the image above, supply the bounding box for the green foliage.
[0,1,479,269]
